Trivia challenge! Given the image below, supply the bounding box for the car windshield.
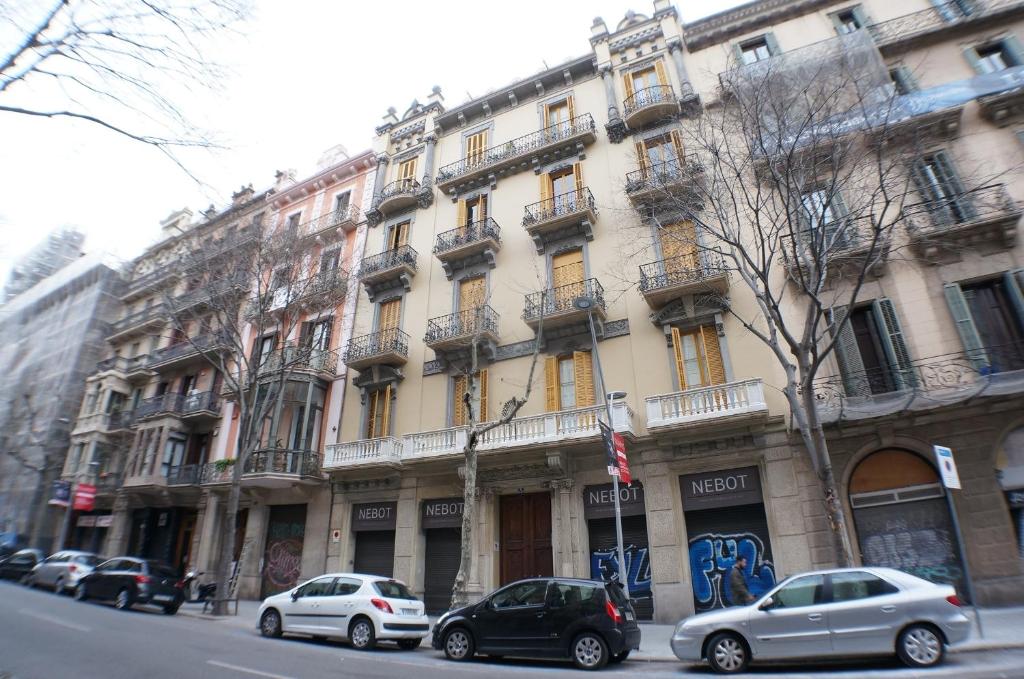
[146,562,178,579]
[373,580,416,600]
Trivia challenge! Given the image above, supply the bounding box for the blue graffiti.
[591,544,652,602]
[689,532,776,611]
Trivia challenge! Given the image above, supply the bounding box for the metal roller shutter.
[353,530,395,578]
[588,516,654,620]
[423,527,461,615]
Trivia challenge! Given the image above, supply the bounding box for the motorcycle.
[180,571,217,603]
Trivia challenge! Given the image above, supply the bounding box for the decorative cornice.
[683,0,839,51]
[608,25,664,53]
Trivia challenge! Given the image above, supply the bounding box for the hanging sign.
[49,480,71,507]
[934,445,961,490]
[73,484,97,512]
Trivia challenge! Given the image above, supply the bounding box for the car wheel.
[349,617,376,650]
[397,638,422,650]
[897,624,945,668]
[572,632,609,671]
[442,627,474,661]
[114,588,133,611]
[162,603,180,615]
[259,609,282,638]
[610,650,630,664]
[706,632,749,674]
[74,583,88,602]
[54,576,65,594]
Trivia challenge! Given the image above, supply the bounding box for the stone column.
[300,489,331,582]
[237,502,268,600]
[421,134,437,187]
[367,154,390,227]
[667,39,692,92]
[393,482,419,585]
[327,483,350,572]
[104,493,132,556]
[601,65,628,143]
[469,487,493,599]
[194,491,220,574]
[550,479,575,577]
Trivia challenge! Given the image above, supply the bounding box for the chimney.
[591,16,609,40]
[202,204,218,220]
[382,107,399,126]
[317,144,350,170]
[274,169,297,190]
[428,86,444,106]
[159,208,193,238]
[231,184,255,206]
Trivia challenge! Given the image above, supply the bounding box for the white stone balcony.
[323,437,403,469]
[645,378,768,432]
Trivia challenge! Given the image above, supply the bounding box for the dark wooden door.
[500,492,553,585]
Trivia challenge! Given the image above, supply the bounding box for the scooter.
[180,571,217,603]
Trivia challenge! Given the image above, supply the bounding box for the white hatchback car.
[257,573,429,650]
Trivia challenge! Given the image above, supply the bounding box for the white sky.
[0,0,744,286]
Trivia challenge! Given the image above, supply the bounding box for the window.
[659,221,699,271]
[549,583,600,609]
[84,390,98,414]
[366,386,392,438]
[286,212,301,233]
[466,131,487,165]
[889,66,917,95]
[303,318,333,353]
[972,42,1016,74]
[544,98,574,130]
[453,370,488,426]
[334,192,351,214]
[397,157,417,183]
[945,273,1024,373]
[373,580,416,600]
[320,249,341,273]
[911,151,973,225]
[161,435,186,477]
[936,0,976,21]
[636,131,684,177]
[831,7,866,35]
[831,571,899,602]
[386,221,410,250]
[458,195,488,228]
[540,163,585,213]
[800,189,848,237]
[297,577,335,598]
[378,299,401,332]
[545,351,594,411]
[671,326,726,390]
[491,581,548,608]
[108,391,126,413]
[772,574,825,608]
[333,577,362,596]
[737,35,776,65]
[254,334,277,369]
[830,300,914,396]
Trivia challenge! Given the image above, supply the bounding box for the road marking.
[206,660,297,679]
[18,609,91,632]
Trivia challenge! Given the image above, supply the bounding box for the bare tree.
[161,213,347,613]
[1,0,247,173]
[622,31,984,566]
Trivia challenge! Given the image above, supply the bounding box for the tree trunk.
[450,442,477,609]
[212,448,245,615]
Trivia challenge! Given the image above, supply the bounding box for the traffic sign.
[934,445,961,489]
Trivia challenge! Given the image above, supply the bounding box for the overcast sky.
[0,0,743,287]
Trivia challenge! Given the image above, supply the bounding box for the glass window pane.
[559,358,576,408]
[774,574,824,608]
[832,571,898,602]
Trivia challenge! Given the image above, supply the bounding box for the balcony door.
[637,131,683,178]
[830,300,913,396]
[452,370,488,426]
[911,152,974,226]
[366,386,392,439]
[396,157,417,185]
[545,351,594,411]
[458,276,486,312]
[945,274,1024,373]
[671,326,726,391]
[659,221,699,274]
[457,195,488,237]
[386,221,409,251]
[378,299,401,332]
[551,248,584,310]
[624,61,668,103]
[466,130,487,165]
[544,97,575,139]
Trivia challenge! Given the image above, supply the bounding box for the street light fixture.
[573,295,630,598]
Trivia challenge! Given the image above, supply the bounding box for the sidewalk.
[178,602,1024,663]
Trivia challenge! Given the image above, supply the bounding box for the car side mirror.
[758,596,774,610]
[291,590,300,601]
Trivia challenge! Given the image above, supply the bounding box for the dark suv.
[432,577,641,670]
[74,557,184,614]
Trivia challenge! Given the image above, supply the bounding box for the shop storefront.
[352,501,396,578]
[70,513,112,553]
[127,507,197,573]
[583,482,653,620]
[421,497,463,614]
[261,504,307,598]
[680,466,777,612]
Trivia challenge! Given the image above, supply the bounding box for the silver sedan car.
[671,567,970,674]
[30,550,103,594]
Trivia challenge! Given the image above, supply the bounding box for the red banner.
[612,433,631,485]
[73,484,97,512]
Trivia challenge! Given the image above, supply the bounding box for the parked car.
[671,567,971,674]
[258,573,429,650]
[0,548,44,582]
[432,577,641,671]
[29,550,102,593]
[0,532,27,560]
[74,557,184,614]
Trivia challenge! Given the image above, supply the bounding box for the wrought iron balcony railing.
[123,264,175,298]
[255,343,339,377]
[344,328,410,365]
[436,114,596,185]
[373,178,420,208]
[625,157,704,195]
[133,393,183,419]
[904,184,1019,237]
[359,245,418,279]
[244,448,321,477]
[110,305,164,335]
[522,188,596,226]
[172,275,248,312]
[96,356,130,373]
[166,464,201,486]
[425,305,500,344]
[866,0,1018,48]
[434,218,501,255]
[95,472,124,494]
[523,278,605,322]
[639,253,729,292]
[149,331,230,367]
[181,390,220,415]
[623,85,677,118]
[301,205,360,237]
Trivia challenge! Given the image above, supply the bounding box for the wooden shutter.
[1004,269,1024,325]
[381,384,392,435]
[573,351,595,407]
[566,95,576,121]
[478,369,488,422]
[540,173,553,211]
[379,299,401,330]
[623,72,635,99]
[655,60,669,87]
[671,327,688,390]
[700,326,727,385]
[635,140,650,177]
[661,221,698,271]
[476,195,487,222]
[828,306,870,396]
[545,356,559,411]
[943,282,989,369]
[457,199,468,227]
[765,32,781,56]
[398,158,417,180]
[466,131,486,163]
[573,162,584,196]
[459,276,485,311]
[389,221,409,248]
[366,390,377,438]
[872,299,915,389]
[453,374,467,426]
[552,249,584,287]
[670,130,685,163]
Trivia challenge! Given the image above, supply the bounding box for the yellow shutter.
[389,221,409,248]
[545,356,559,411]
[459,276,485,311]
[700,326,727,385]
[655,60,669,87]
[466,131,486,163]
[661,221,698,271]
[477,195,487,222]
[623,72,635,99]
[573,162,584,196]
[635,140,650,177]
[573,351,595,407]
[367,389,378,438]
[453,374,467,426]
[381,384,392,435]
[398,158,417,181]
[379,299,400,330]
[670,130,685,162]
[552,249,584,287]
[478,369,488,422]
[540,173,553,211]
[671,327,688,390]
[457,199,467,228]
[543,103,551,129]
[566,95,576,121]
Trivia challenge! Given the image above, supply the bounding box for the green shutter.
[830,11,848,34]
[765,32,781,56]
[934,151,975,220]
[732,42,745,65]
[943,282,989,370]
[1004,269,1024,328]
[828,306,870,396]
[872,299,916,390]
[1004,36,1024,67]
[963,45,985,74]
[853,6,872,27]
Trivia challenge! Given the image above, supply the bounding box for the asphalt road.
[2,580,1023,679]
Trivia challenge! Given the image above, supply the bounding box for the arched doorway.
[849,449,964,592]
[996,427,1024,560]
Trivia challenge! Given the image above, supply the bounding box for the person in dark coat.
[729,555,755,605]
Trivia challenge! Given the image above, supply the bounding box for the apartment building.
[316,0,1024,622]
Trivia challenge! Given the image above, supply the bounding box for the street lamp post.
[574,296,629,598]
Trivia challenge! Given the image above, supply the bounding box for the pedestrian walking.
[730,555,755,605]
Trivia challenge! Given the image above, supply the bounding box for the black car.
[0,548,44,582]
[432,577,641,670]
[74,557,184,614]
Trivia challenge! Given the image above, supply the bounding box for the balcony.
[253,344,339,381]
[124,354,155,382]
[639,254,730,308]
[147,332,230,372]
[343,328,409,371]
[358,245,417,299]
[433,218,501,279]
[180,391,221,422]
[264,269,349,314]
[187,227,259,269]
[133,393,182,421]
[242,449,322,488]
[122,264,175,301]
[866,0,1024,53]
[523,278,606,334]
[71,410,134,436]
[645,379,768,433]
[522,188,597,254]
[904,184,1020,261]
[623,85,680,129]
[166,464,202,486]
[200,462,234,485]
[323,437,403,470]
[781,215,894,279]
[367,178,425,225]
[172,276,247,313]
[107,305,164,341]
[301,205,360,240]
[94,472,123,495]
[425,306,500,362]
[435,114,598,195]
[625,157,704,206]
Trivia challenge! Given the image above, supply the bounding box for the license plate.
[625,611,634,621]
[401,608,417,616]
[152,595,173,602]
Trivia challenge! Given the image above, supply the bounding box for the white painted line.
[19,609,91,632]
[205,660,297,679]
